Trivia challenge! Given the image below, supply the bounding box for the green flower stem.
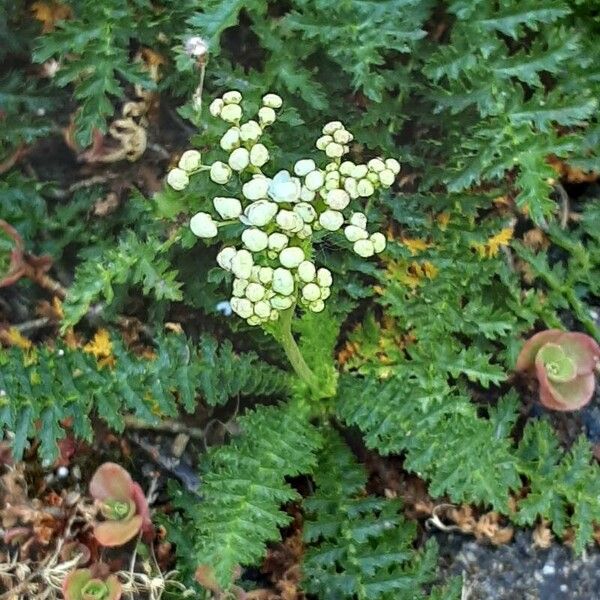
[275,307,321,397]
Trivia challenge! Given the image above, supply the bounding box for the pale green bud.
[368,158,385,172]
[344,177,359,199]
[357,179,375,197]
[354,239,375,257]
[326,189,350,210]
[271,295,293,310]
[209,98,224,117]
[190,212,217,238]
[231,249,254,279]
[333,129,352,144]
[240,120,262,142]
[300,186,316,202]
[351,164,368,179]
[220,103,242,123]
[220,127,241,151]
[297,260,316,282]
[304,170,325,191]
[276,209,304,233]
[242,227,269,252]
[232,278,248,297]
[250,143,269,167]
[294,202,317,223]
[268,232,289,251]
[344,225,368,242]
[228,147,250,171]
[325,162,339,172]
[230,297,253,319]
[178,150,202,172]
[210,161,232,184]
[262,93,283,108]
[309,299,325,313]
[317,267,333,287]
[217,247,237,271]
[243,200,278,227]
[223,90,242,104]
[247,315,262,326]
[213,196,242,219]
[316,135,333,150]
[254,300,271,319]
[370,232,386,253]
[294,159,316,177]
[279,246,305,268]
[272,268,294,296]
[322,121,343,134]
[321,287,331,300]
[385,158,401,174]
[258,106,276,126]
[258,266,274,284]
[319,209,344,231]
[367,172,380,183]
[245,282,266,302]
[301,282,321,302]
[339,161,355,176]
[242,177,270,200]
[297,224,313,239]
[325,142,344,158]
[379,169,395,187]
[350,212,368,229]
[167,168,189,191]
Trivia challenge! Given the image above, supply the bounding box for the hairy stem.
[275,308,321,396]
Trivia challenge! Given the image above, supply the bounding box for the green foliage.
[303,429,454,600]
[0,332,288,463]
[169,402,322,588]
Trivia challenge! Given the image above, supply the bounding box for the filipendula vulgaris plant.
[166,91,400,398]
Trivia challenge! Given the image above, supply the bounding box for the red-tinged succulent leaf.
[93,514,143,547]
[130,482,152,534]
[515,329,563,372]
[89,463,134,502]
[63,568,92,600]
[81,576,121,600]
[537,343,577,383]
[536,358,596,411]
[60,541,91,566]
[104,575,122,600]
[556,332,600,375]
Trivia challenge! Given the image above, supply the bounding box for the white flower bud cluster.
[166,91,400,326]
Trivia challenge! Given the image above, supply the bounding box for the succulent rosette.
[165,91,400,327]
[89,463,152,547]
[63,569,121,600]
[516,329,600,411]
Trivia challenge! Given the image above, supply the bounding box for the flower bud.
[243,200,278,227]
[268,232,289,251]
[294,202,317,223]
[209,98,224,117]
[333,129,352,144]
[210,161,232,184]
[279,246,305,268]
[379,169,395,187]
[231,249,254,279]
[321,286,331,300]
[220,104,242,123]
[276,209,304,232]
[241,227,269,252]
[353,239,375,257]
[385,158,401,174]
[242,177,270,200]
[228,147,250,171]
[319,209,344,231]
[344,177,359,199]
[294,159,316,177]
[217,247,237,271]
[269,171,301,203]
[271,295,293,310]
[230,297,253,319]
[220,127,241,151]
[247,315,261,326]
[357,179,375,197]
[213,196,242,219]
[316,135,332,150]
[301,282,321,302]
[250,143,269,167]
[326,189,350,210]
[322,121,343,134]
[232,278,248,297]
[178,150,202,172]
[245,282,265,302]
[223,90,242,104]
[258,266,274,284]
[309,299,325,313]
[240,120,262,142]
[367,172,380,184]
[258,106,276,126]
[297,260,316,282]
[297,224,313,239]
[344,225,368,242]
[254,300,271,318]
[325,162,339,172]
[272,268,294,296]
[339,161,355,176]
[351,164,368,179]
[185,36,208,58]
[304,170,325,191]
[367,158,385,172]
[190,212,217,238]
[167,168,189,191]
[262,93,283,108]
[350,212,368,229]
[370,232,386,253]
[300,186,316,202]
[317,268,333,287]
[325,142,344,158]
